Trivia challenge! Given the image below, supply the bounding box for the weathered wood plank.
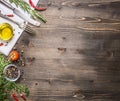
[16,0,120,101]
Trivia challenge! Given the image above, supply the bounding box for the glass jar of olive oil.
[0,23,14,41]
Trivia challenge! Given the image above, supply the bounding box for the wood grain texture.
[17,0,120,101]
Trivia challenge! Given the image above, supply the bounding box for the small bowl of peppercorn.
[3,64,21,82]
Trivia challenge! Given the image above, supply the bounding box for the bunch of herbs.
[0,54,29,101]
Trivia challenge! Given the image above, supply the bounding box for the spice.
[20,94,26,101]
[29,0,47,11]
[6,14,14,17]
[12,93,19,101]
[5,65,19,79]
[0,42,3,46]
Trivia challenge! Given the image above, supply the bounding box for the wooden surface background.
[17,0,120,101]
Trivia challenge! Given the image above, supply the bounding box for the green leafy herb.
[0,54,29,100]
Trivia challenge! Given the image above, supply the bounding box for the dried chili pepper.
[20,94,26,101]
[29,0,47,11]
[0,43,3,46]
[12,93,19,101]
[6,14,14,17]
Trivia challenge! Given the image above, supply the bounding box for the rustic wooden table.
[17,0,120,101]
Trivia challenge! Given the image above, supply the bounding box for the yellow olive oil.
[0,23,13,41]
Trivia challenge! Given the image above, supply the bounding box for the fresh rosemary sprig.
[9,0,47,23]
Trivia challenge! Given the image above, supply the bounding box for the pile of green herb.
[0,54,29,101]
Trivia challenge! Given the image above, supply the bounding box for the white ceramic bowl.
[3,64,20,82]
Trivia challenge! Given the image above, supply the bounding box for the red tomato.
[9,51,19,61]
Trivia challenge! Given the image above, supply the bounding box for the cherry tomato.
[9,51,19,61]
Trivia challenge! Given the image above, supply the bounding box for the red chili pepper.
[6,14,14,17]
[20,94,27,101]
[29,0,47,11]
[0,43,3,46]
[12,93,19,101]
